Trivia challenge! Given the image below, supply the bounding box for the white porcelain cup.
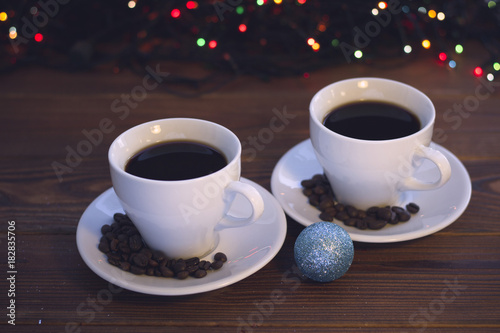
[310,78,452,210]
[109,118,265,259]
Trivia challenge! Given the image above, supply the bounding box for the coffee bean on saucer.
[210,260,224,270]
[214,252,227,263]
[319,211,334,222]
[300,174,420,231]
[98,213,227,280]
[406,202,420,214]
[176,270,189,280]
[377,207,392,221]
[368,219,387,230]
[193,269,208,278]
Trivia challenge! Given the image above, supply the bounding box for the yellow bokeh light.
[378,2,387,9]
[274,0,283,4]
[422,39,431,49]
[9,30,17,39]
[0,12,7,21]
[312,42,320,51]
[128,1,136,9]
[428,10,436,18]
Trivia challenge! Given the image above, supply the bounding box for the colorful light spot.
[171,9,181,18]
[474,67,483,77]
[196,38,205,47]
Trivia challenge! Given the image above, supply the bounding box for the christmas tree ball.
[294,222,354,282]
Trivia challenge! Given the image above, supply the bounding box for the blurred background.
[1,0,499,96]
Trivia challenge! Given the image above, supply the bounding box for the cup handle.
[215,181,265,230]
[399,144,452,191]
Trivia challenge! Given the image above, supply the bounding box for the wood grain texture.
[0,41,499,332]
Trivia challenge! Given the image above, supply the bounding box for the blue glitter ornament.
[294,222,354,282]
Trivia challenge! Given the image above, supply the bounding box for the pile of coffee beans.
[98,213,227,279]
[301,174,420,230]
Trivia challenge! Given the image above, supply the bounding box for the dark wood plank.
[0,40,499,332]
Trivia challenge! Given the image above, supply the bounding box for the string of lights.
[0,0,498,95]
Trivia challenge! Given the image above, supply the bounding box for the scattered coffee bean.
[193,269,208,278]
[301,174,420,230]
[406,202,420,214]
[214,252,227,263]
[210,260,224,270]
[97,213,227,280]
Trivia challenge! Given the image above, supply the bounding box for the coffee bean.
[133,253,149,267]
[159,265,174,278]
[301,179,316,188]
[302,188,313,196]
[397,210,411,222]
[107,258,120,267]
[128,234,143,252]
[148,259,159,267]
[119,261,131,271]
[186,257,200,266]
[186,264,199,274]
[308,194,320,207]
[313,185,326,195]
[334,203,345,212]
[98,236,110,253]
[319,211,334,222]
[335,211,349,222]
[391,206,406,214]
[193,269,208,278]
[377,207,392,221]
[210,260,224,270]
[173,261,186,273]
[176,270,189,280]
[110,238,119,252]
[366,207,379,216]
[118,242,130,254]
[130,265,146,275]
[355,219,368,230]
[214,252,227,263]
[139,248,153,259]
[368,219,387,230]
[344,218,358,227]
[406,202,420,214]
[319,198,335,211]
[199,260,211,271]
[346,205,359,218]
[101,224,112,235]
[388,211,399,224]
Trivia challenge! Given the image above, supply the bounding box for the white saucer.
[271,139,471,243]
[76,178,287,296]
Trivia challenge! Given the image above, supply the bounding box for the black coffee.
[323,101,421,140]
[125,141,227,181]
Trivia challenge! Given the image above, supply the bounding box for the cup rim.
[309,77,435,144]
[108,118,241,184]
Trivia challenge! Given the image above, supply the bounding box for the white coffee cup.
[310,77,452,210]
[109,118,265,259]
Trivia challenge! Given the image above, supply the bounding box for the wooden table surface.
[1,42,499,332]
